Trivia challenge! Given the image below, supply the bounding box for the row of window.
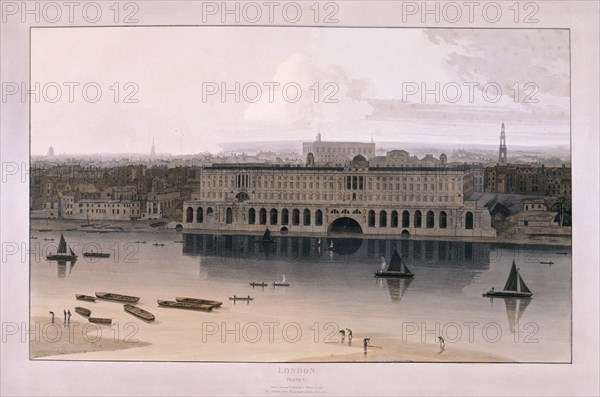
[185,207,475,230]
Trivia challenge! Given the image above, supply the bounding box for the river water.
[30,230,571,362]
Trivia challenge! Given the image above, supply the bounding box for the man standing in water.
[363,338,370,355]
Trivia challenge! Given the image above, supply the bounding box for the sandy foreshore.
[30,316,151,359]
[291,335,513,363]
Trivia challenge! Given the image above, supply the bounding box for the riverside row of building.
[181,154,496,238]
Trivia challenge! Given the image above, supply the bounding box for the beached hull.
[75,307,91,317]
[83,253,111,258]
[88,317,112,324]
[96,292,140,303]
[76,294,96,302]
[374,271,414,278]
[157,299,213,312]
[124,304,155,321]
[482,291,533,298]
[175,297,222,308]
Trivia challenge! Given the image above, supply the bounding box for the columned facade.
[181,160,495,238]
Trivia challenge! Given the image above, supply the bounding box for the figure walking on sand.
[438,336,445,349]
[67,309,72,324]
[49,311,54,324]
[339,329,345,343]
[346,328,353,343]
[363,338,370,355]
[63,309,67,324]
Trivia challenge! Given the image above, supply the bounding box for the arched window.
[186,207,193,223]
[414,210,422,228]
[281,208,289,225]
[368,210,376,227]
[439,211,447,229]
[207,207,213,216]
[465,211,474,229]
[391,210,398,228]
[380,210,387,227]
[315,209,323,226]
[197,207,203,223]
[270,208,278,225]
[402,210,410,228]
[426,211,435,228]
[292,209,300,225]
[226,207,233,224]
[248,208,256,224]
[303,209,311,226]
[259,208,267,225]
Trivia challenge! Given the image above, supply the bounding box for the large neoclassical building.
[181,155,495,238]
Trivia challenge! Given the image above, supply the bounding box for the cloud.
[243,52,373,135]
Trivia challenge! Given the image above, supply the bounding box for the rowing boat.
[83,252,111,258]
[88,317,112,324]
[229,296,253,301]
[124,304,155,321]
[249,282,268,287]
[175,297,222,308]
[75,306,91,317]
[272,282,290,287]
[96,292,140,303]
[157,299,213,312]
[76,294,96,302]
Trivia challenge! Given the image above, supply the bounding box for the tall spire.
[499,122,507,165]
[151,135,156,156]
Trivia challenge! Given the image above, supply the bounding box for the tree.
[549,196,571,226]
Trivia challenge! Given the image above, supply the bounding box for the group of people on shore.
[48,309,71,325]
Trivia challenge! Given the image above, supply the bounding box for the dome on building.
[440,153,447,164]
[350,154,369,167]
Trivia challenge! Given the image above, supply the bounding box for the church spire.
[151,135,156,156]
[499,122,507,165]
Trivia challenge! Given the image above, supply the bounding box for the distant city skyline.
[31,27,569,156]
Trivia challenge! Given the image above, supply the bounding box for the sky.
[31,27,570,155]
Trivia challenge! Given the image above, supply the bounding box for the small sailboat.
[46,234,78,261]
[255,227,276,244]
[374,249,414,278]
[273,274,289,287]
[483,260,533,298]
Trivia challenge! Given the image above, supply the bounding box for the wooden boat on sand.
[96,292,140,303]
[88,317,112,324]
[124,304,155,321]
[75,306,91,317]
[157,299,213,312]
[76,294,96,302]
[175,297,222,308]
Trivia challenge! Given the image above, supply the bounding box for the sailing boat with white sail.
[46,233,78,261]
[374,248,414,278]
[483,260,532,298]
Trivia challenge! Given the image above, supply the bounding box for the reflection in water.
[377,278,413,303]
[56,260,76,278]
[183,233,491,291]
[502,298,532,333]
